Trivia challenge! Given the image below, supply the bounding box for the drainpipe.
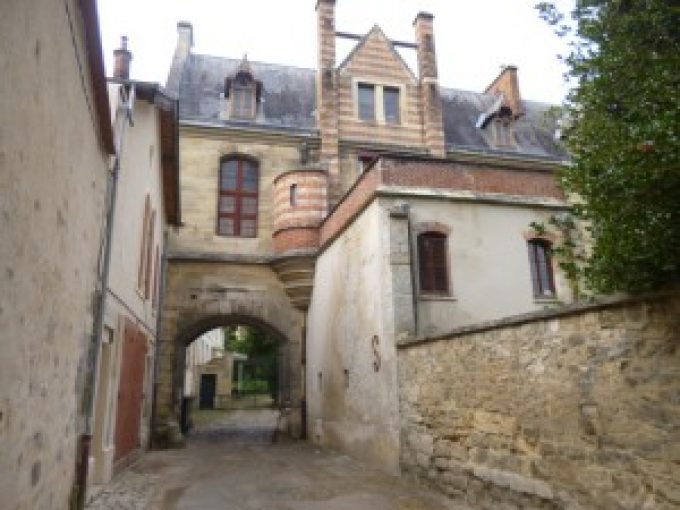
[75,83,133,509]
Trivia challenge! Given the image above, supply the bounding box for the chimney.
[485,66,523,116]
[113,36,132,79]
[166,21,194,97]
[176,21,194,50]
[414,13,445,157]
[316,0,340,201]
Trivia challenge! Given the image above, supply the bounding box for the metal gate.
[230,350,290,409]
[114,320,147,461]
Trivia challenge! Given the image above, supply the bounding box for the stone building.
[154,0,569,467]
[0,1,114,508]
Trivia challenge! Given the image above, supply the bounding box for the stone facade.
[0,0,113,508]
[398,292,680,509]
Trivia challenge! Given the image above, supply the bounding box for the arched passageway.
[152,261,305,446]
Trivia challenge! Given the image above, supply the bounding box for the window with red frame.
[417,232,449,294]
[528,239,556,298]
[217,157,258,237]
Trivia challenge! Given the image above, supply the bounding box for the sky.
[98,0,574,104]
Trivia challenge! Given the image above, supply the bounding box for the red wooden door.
[114,320,147,462]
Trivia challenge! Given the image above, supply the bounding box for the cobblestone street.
[86,410,465,510]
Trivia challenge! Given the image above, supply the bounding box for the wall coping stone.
[397,288,680,349]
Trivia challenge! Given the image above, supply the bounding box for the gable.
[338,25,416,84]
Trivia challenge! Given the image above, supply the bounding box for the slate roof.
[178,54,317,132]
[177,54,567,161]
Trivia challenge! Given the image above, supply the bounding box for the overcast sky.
[98,0,574,104]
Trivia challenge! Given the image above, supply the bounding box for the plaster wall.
[0,0,109,507]
[380,195,572,336]
[169,130,303,256]
[307,201,402,473]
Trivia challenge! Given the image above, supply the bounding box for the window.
[152,246,160,311]
[144,210,155,299]
[232,84,254,118]
[290,184,298,207]
[417,232,449,294]
[358,83,375,121]
[528,239,556,298]
[217,157,259,237]
[383,86,400,124]
[137,195,151,293]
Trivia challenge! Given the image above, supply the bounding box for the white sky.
[98,0,574,104]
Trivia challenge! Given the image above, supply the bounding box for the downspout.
[76,84,133,509]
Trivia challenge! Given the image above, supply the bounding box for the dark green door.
[199,374,216,409]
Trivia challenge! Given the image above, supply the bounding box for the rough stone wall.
[0,0,109,507]
[398,293,680,509]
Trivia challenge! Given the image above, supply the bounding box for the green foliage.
[536,0,680,293]
[223,325,276,358]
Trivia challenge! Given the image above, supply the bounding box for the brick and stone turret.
[414,12,446,157]
[271,169,328,310]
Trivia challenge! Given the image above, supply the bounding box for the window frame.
[383,86,401,124]
[216,156,259,238]
[231,83,256,119]
[417,231,451,296]
[357,82,376,122]
[527,238,556,299]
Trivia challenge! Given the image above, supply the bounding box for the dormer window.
[223,55,263,121]
[232,76,255,119]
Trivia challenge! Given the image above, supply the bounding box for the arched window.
[417,232,449,295]
[217,157,258,237]
[528,239,556,298]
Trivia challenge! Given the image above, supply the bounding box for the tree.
[537,0,680,293]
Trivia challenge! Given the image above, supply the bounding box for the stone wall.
[398,292,680,509]
[0,0,110,507]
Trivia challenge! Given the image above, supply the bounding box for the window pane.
[290,184,297,206]
[242,163,258,192]
[218,218,234,236]
[220,160,238,190]
[240,219,256,237]
[418,233,448,294]
[358,83,375,121]
[219,196,235,213]
[384,87,400,124]
[242,197,257,215]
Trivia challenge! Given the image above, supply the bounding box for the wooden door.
[199,374,216,410]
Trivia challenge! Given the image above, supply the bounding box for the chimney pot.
[113,35,132,79]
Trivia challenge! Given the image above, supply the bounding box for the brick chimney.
[316,0,340,201]
[485,66,523,117]
[414,13,445,157]
[113,36,132,79]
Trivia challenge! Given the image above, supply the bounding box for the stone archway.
[152,261,305,446]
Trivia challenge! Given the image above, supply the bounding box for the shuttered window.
[528,239,556,298]
[232,85,254,119]
[418,232,449,294]
[217,158,258,237]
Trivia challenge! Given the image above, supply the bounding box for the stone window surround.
[412,221,455,300]
[352,77,405,126]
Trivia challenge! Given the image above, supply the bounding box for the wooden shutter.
[418,232,449,294]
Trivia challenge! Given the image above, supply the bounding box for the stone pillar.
[388,204,416,340]
[316,0,340,202]
[414,12,446,157]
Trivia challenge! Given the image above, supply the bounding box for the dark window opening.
[358,83,375,121]
[217,158,259,237]
[417,232,449,294]
[528,239,556,298]
[290,184,298,207]
[383,86,400,124]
